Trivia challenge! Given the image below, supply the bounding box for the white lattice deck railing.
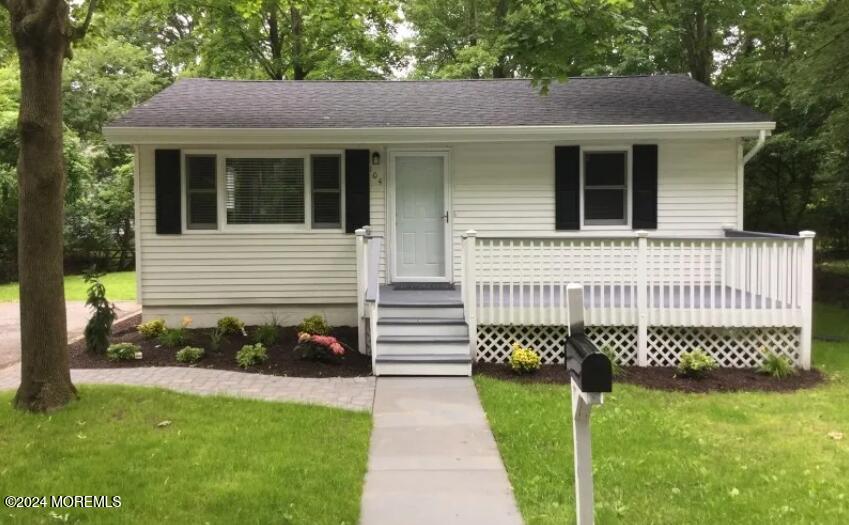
[461,229,815,369]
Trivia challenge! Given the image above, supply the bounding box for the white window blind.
[226,158,305,225]
[311,155,341,228]
[186,155,217,230]
[584,151,627,225]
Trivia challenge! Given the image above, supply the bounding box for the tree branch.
[71,0,97,42]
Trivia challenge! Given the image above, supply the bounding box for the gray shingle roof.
[107,75,771,129]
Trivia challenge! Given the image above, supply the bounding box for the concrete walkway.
[0,301,140,369]
[360,378,523,525]
[0,364,376,412]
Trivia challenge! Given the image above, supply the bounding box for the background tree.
[3,0,98,412]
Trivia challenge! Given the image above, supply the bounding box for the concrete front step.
[377,335,470,356]
[378,317,469,337]
[374,354,472,376]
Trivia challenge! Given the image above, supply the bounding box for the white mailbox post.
[564,283,612,525]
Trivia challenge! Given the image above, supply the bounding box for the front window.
[583,151,627,225]
[225,157,305,225]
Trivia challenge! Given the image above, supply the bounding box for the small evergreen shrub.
[298,314,330,336]
[106,342,140,361]
[137,319,166,338]
[217,316,246,336]
[83,271,117,355]
[677,349,718,378]
[758,347,795,378]
[236,343,268,369]
[252,322,279,347]
[510,343,541,374]
[209,327,225,353]
[601,346,623,377]
[176,346,205,364]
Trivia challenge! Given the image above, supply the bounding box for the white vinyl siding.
[136,139,740,307]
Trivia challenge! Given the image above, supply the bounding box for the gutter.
[742,129,767,165]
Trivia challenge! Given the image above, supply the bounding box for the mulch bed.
[68,314,372,378]
[474,362,825,393]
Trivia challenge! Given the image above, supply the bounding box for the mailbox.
[564,283,612,393]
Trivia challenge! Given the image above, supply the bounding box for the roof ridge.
[176,74,688,83]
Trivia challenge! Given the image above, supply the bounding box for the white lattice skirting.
[476,325,801,368]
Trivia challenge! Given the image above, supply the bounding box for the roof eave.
[103,122,776,145]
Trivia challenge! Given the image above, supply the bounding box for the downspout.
[736,129,768,229]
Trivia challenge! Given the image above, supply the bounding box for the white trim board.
[105,122,776,145]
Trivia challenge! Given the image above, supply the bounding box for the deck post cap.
[635,230,649,238]
[464,229,478,237]
[799,230,816,238]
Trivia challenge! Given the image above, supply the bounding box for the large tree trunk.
[7,0,77,411]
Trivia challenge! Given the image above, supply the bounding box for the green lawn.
[477,308,849,524]
[0,387,371,524]
[0,271,136,302]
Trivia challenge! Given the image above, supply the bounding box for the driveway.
[0,301,140,369]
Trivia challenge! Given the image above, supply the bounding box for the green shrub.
[217,316,246,336]
[236,343,268,369]
[106,342,140,361]
[601,346,623,377]
[83,271,117,355]
[510,343,541,374]
[677,349,718,378]
[158,328,186,348]
[298,314,330,335]
[252,322,279,346]
[137,319,166,338]
[209,327,225,353]
[176,346,205,364]
[758,348,796,378]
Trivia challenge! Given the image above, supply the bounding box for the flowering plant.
[295,331,347,362]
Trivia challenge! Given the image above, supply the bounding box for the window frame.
[184,154,219,230]
[580,146,632,229]
[180,149,345,234]
[310,154,343,229]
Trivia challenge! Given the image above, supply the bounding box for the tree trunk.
[290,4,305,80]
[7,0,77,411]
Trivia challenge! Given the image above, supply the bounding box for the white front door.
[392,153,448,281]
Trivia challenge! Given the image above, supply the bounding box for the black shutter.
[555,146,580,230]
[632,145,658,229]
[155,149,182,234]
[345,149,370,233]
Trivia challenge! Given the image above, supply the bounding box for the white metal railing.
[461,229,816,368]
[355,227,382,361]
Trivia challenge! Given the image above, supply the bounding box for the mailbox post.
[565,283,612,525]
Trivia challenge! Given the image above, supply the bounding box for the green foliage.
[600,345,623,377]
[298,314,330,335]
[83,271,118,355]
[677,349,718,379]
[758,348,796,379]
[176,346,205,364]
[509,343,541,374]
[252,322,279,347]
[106,342,140,361]
[236,343,268,369]
[158,328,187,348]
[209,326,225,352]
[217,316,246,336]
[137,319,166,338]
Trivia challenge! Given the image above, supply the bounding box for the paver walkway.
[0,301,140,369]
[360,377,523,525]
[0,364,375,412]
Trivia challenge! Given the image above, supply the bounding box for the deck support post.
[355,227,370,354]
[636,231,649,366]
[462,230,478,360]
[799,231,816,370]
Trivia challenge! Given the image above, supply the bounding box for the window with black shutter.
[311,154,342,229]
[186,155,218,230]
[583,151,628,226]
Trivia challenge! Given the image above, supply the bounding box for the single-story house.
[104,75,814,376]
